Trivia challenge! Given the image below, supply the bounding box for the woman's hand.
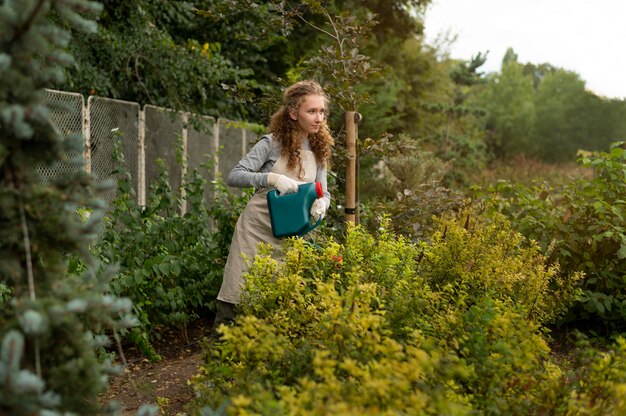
[267,173,300,195]
[310,198,328,221]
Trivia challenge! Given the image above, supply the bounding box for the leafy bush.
[533,334,626,415]
[359,134,466,241]
[190,212,593,415]
[91,145,251,359]
[193,237,472,415]
[0,282,10,306]
[479,142,626,332]
[423,211,582,325]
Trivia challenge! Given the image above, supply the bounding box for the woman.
[213,80,334,328]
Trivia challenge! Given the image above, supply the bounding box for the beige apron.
[217,149,318,304]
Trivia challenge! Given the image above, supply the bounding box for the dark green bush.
[90,146,251,359]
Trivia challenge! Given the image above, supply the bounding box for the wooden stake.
[345,111,357,223]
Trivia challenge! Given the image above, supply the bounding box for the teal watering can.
[267,181,324,238]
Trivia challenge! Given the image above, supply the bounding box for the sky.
[423,0,626,99]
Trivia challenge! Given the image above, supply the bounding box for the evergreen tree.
[0,1,144,414]
[421,53,489,185]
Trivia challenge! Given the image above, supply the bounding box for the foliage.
[63,0,258,119]
[190,212,590,414]
[403,53,489,187]
[0,281,10,306]
[91,144,252,359]
[359,133,465,241]
[479,51,537,158]
[560,335,626,414]
[322,0,438,131]
[423,210,581,326]
[64,0,434,120]
[533,69,595,162]
[296,4,380,112]
[0,1,144,414]
[478,142,626,332]
[62,0,450,154]
[0,330,66,415]
[57,0,626,173]
[476,49,626,162]
[193,230,471,415]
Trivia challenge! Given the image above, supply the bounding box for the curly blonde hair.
[268,80,334,178]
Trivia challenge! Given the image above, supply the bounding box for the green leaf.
[595,300,605,314]
[611,206,624,221]
[610,146,624,157]
[158,263,170,274]
[171,262,181,276]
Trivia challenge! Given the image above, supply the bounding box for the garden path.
[103,317,213,415]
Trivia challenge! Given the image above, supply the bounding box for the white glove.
[310,198,328,222]
[267,173,299,195]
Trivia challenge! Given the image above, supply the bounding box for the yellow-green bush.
[193,235,470,415]
[531,336,626,415]
[422,210,582,325]
[190,213,624,415]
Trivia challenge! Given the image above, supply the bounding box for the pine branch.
[8,0,48,48]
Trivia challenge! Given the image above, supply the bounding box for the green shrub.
[90,144,251,359]
[533,335,626,415]
[479,142,626,331]
[565,336,626,414]
[359,134,466,241]
[194,236,472,415]
[422,210,582,325]
[372,213,577,414]
[0,282,10,306]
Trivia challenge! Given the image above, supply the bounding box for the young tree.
[0,1,142,414]
[479,49,536,159]
[416,53,488,185]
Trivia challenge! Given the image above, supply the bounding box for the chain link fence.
[39,90,85,181]
[187,114,218,201]
[88,96,140,204]
[42,90,259,212]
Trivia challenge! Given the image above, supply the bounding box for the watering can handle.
[297,217,323,237]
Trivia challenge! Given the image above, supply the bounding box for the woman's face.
[291,94,326,136]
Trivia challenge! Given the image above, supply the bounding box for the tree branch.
[296,12,336,41]
[18,194,42,378]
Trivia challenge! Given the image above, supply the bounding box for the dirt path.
[102,318,212,415]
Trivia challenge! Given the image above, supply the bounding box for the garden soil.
[102,317,213,415]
